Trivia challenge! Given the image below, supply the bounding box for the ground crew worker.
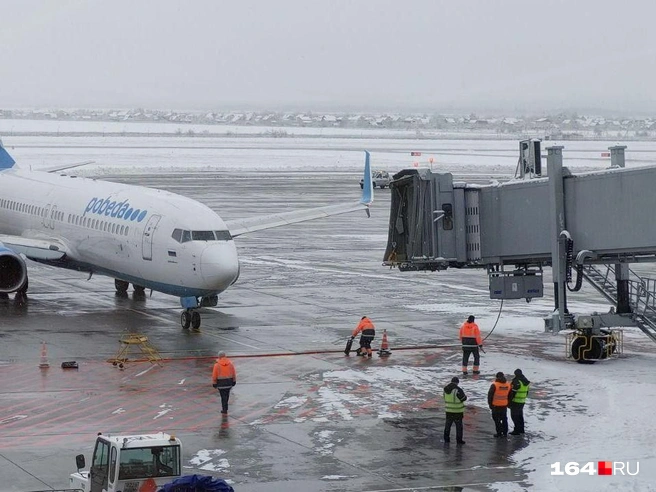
[443,376,467,445]
[352,316,376,358]
[488,371,510,437]
[459,315,483,374]
[212,351,237,415]
[508,368,531,435]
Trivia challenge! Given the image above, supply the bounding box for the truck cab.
[70,432,182,492]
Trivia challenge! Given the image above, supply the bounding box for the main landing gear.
[15,279,28,304]
[114,279,146,298]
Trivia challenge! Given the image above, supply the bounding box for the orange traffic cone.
[39,341,50,369]
[378,330,392,357]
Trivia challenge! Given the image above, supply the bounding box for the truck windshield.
[117,445,180,480]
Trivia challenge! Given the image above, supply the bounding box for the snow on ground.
[3,122,656,490]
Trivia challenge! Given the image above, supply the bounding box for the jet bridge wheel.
[571,335,603,364]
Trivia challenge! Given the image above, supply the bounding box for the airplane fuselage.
[0,169,240,298]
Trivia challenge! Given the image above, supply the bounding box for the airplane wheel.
[181,311,192,329]
[17,278,28,295]
[133,284,146,294]
[115,279,129,294]
[191,311,201,330]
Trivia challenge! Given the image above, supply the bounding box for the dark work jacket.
[443,382,467,411]
[509,374,531,404]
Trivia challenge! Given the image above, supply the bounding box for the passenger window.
[171,229,183,243]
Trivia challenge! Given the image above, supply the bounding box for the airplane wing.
[0,235,69,261]
[41,160,96,174]
[225,151,374,237]
[0,140,94,174]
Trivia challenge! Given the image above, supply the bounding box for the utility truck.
[70,432,182,492]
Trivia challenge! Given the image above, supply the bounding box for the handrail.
[583,264,656,343]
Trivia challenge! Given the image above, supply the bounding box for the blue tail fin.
[360,150,374,205]
[0,140,16,170]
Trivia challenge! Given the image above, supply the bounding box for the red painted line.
[121,344,458,363]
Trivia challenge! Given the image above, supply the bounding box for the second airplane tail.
[360,150,374,205]
[0,139,16,170]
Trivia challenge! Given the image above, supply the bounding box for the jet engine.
[0,246,28,293]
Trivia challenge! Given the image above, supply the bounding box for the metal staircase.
[582,265,656,343]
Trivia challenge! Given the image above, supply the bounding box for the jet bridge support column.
[616,263,632,314]
[548,146,569,333]
[609,145,627,168]
[610,146,631,314]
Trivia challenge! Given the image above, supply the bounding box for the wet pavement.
[1,169,647,491]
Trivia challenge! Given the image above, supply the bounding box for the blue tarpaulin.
[157,474,234,492]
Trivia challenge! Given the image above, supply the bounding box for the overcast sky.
[1,0,655,114]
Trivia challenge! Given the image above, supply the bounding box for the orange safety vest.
[459,322,482,345]
[212,358,236,388]
[352,317,375,337]
[492,381,510,407]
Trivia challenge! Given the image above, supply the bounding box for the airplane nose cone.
[200,243,240,291]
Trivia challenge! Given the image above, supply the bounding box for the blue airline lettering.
[83,197,148,222]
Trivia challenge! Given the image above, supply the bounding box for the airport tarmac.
[1,169,654,491]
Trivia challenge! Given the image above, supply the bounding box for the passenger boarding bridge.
[384,141,656,362]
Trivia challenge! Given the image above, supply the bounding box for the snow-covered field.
[2,122,656,491]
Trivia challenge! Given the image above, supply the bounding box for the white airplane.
[0,141,373,329]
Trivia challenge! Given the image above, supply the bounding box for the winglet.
[0,139,16,170]
[360,150,374,205]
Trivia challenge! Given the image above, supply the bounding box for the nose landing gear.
[181,309,201,330]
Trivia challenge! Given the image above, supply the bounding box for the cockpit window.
[192,230,216,241]
[215,230,232,241]
[172,229,233,243]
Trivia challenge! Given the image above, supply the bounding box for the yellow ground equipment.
[566,328,623,364]
[108,334,162,368]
